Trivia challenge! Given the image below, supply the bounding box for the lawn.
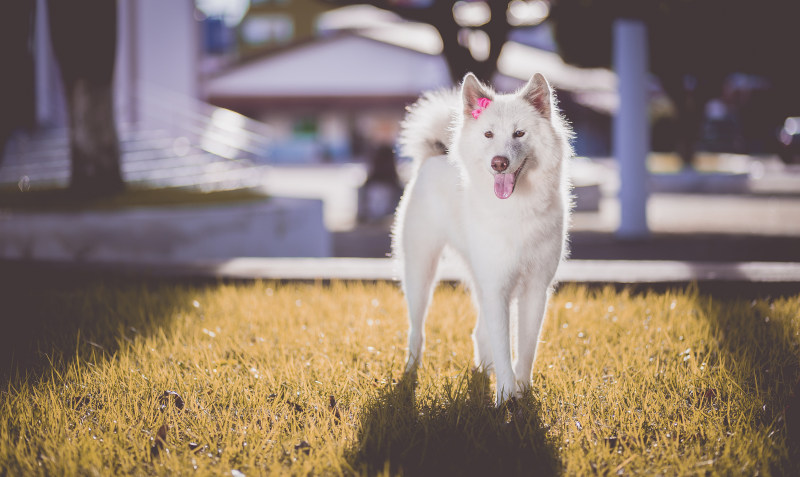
[1,279,799,476]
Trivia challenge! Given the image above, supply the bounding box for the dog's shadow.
[346,369,560,476]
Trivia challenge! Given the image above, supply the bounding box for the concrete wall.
[0,198,331,262]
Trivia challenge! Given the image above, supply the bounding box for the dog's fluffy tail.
[398,88,458,162]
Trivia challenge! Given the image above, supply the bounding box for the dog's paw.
[403,359,419,376]
[495,387,517,407]
[514,380,532,398]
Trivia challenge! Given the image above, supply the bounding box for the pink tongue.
[494,173,516,199]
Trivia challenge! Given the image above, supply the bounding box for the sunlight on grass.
[1,281,799,475]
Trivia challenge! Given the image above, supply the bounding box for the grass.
[1,279,800,475]
[0,186,269,212]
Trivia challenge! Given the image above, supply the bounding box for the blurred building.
[3,0,275,192]
[236,0,334,56]
[204,2,618,162]
[15,0,619,167]
[29,0,201,131]
[207,33,451,163]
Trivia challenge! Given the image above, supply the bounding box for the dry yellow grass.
[1,280,799,475]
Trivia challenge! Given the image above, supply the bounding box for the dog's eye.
[513,130,525,138]
[484,131,493,139]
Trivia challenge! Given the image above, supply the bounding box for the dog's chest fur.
[429,160,566,277]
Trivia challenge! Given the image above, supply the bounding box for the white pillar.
[115,0,138,126]
[135,0,199,120]
[34,0,67,128]
[613,18,650,239]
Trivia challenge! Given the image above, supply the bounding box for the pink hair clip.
[471,97,491,119]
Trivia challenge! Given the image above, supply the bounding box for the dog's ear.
[520,73,552,119]
[461,73,493,118]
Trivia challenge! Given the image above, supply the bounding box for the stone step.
[3,128,173,159]
[2,135,195,170]
[2,153,241,180]
[2,162,268,190]
[125,163,269,187]
[1,130,267,191]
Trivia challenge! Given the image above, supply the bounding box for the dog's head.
[456,73,559,199]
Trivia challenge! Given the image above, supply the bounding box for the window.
[240,14,294,45]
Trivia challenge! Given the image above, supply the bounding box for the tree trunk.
[63,78,123,196]
[47,0,123,197]
[435,1,511,83]
[0,1,36,160]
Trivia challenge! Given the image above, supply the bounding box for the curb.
[3,257,800,287]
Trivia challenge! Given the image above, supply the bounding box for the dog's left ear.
[520,73,552,119]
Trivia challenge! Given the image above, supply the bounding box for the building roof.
[206,33,451,108]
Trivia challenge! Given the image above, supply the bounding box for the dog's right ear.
[461,73,493,118]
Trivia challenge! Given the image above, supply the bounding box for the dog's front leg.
[475,289,515,405]
[471,293,494,373]
[400,239,444,374]
[514,283,551,396]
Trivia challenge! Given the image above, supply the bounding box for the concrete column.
[34,0,67,128]
[613,18,650,239]
[135,0,199,124]
[115,0,137,126]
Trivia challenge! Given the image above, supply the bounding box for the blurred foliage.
[324,0,514,82]
[551,0,799,108]
[552,0,794,71]
[551,0,800,161]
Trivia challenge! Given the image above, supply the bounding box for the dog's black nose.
[491,156,509,172]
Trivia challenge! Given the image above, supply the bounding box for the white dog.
[392,73,573,405]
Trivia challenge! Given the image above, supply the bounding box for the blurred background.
[1,0,799,263]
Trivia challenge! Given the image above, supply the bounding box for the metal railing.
[128,82,275,162]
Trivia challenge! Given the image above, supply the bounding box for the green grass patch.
[1,280,799,475]
[0,186,269,212]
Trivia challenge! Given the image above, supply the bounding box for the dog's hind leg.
[401,240,443,374]
[397,197,444,374]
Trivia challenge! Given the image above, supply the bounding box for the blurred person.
[358,143,402,222]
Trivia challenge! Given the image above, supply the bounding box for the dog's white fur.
[392,73,573,405]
